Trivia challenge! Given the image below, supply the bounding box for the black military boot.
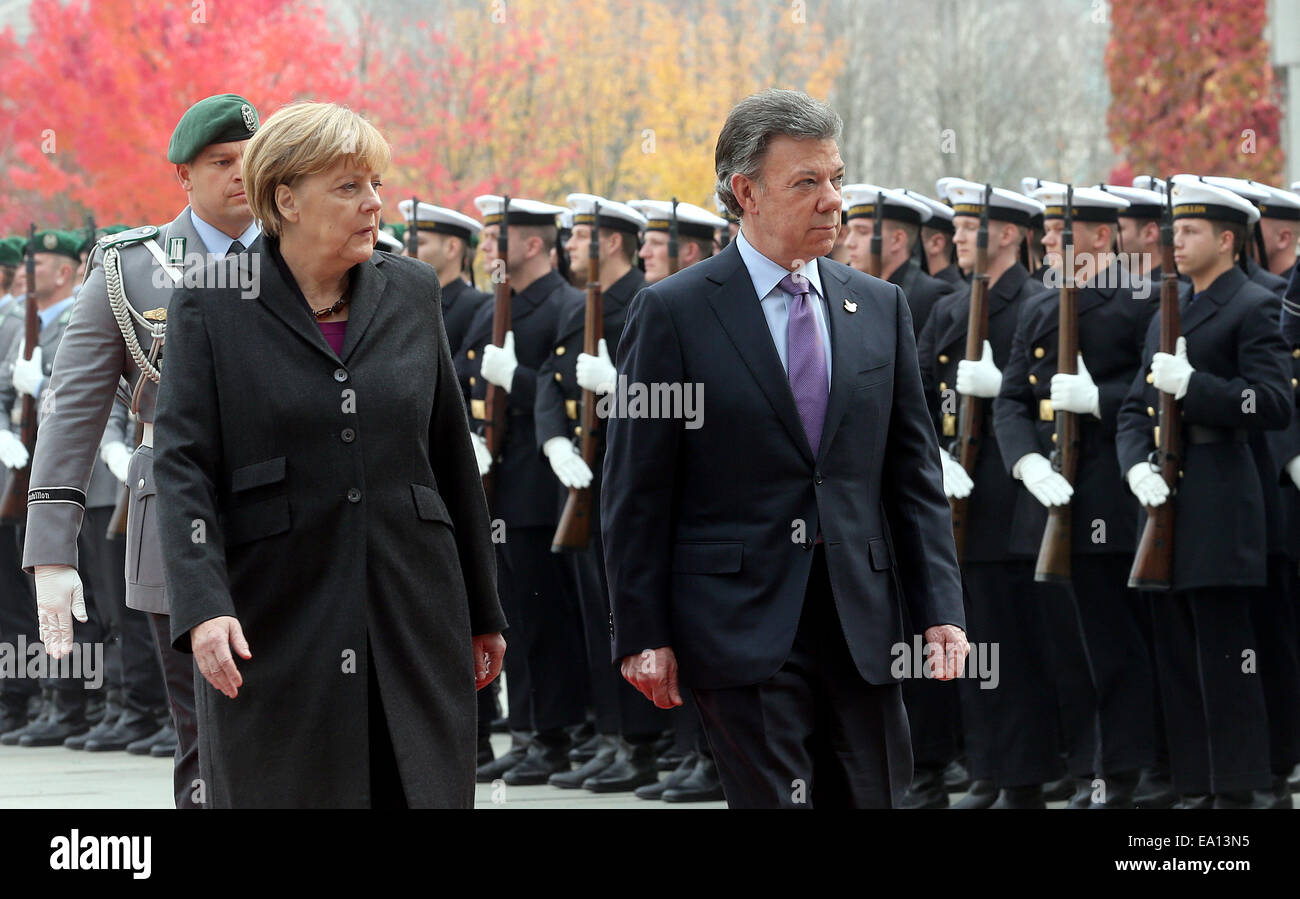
[1213,790,1270,809]
[85,705,161,752]
[950,778,997,809]
[583,737,658,793]
[550,734,619,788]
[1172,793,1214,809]
[636,751,698,800]
[19,690,89,747]
[661,752,725,802]
[502,730,571,785]
[1066,776,1095,808]
[476,731,530,782]
[568,732,602,764]
[901,765,949,809]
[125,719,171,756]
[2,688,54,746]
[942,758,972,792]
[0,690,35,738]
[1254,775,1294,809]
[1042,775,1074,802]
[66,695,124,750]
[656,743,691,772]
[1288,762,1300,791]
[148,722,180,757]
[1133,766,1177,808]
[1089,769,1141,809]
[989,785,1046,809]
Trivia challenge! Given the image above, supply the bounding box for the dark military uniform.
[888,257,954,340]
[994,262,1160,789]
[441,278,489,363]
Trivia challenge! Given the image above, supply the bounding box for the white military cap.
[1020,177,1061,197]
[1029,183,1129,222]
[1168,175,1260,225]
[473,195,566,227]
[629,200,727,241]
[1200,176,1270,207]
[935,176,960,203]
[564,193,647,235]
[398,200,482,241]
[374,229,403,253]
[897,189,954,232]
[1256,183,1300,221]
[558,209,574,231]
[840,184,931,225]
[1095,184,1166,219]
[1131,175,1167,195]
[943,178,1045,226]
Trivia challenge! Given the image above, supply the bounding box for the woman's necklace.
[311,291,350,319]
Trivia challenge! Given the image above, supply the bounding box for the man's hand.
[620,646,683,708]
[100,440,133,484]
[470,432,492,476]
[955,339,1002,398]
[480,331,518,392]
[473,632,506,690]
[924,624,969,681]
[11,343,45,398]
[575,338,616,395]
[940,449,974,499]
[0,430,29,470]
[35,564,87,659]
[1151,336,1193,399]
[543,436,593,488]
[191,616,252,699]
[1049,353,1101,417]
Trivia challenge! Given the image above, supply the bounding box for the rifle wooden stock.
[1035,205,1079,583]
[1,225,39,525]
[949,188,993,562]
[552,279,602,552]
[482,196,511,505]
[1128,202,1181,590]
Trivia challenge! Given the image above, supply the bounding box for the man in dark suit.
[603,89,967,809]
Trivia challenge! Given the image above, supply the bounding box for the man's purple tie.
[779,272,828,457]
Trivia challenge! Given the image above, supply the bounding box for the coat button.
[814,472,824,485]
[1028,374,1037,385]
[137,479,145,489]
[1147,406,1155,417]
[574,426,583,436]
[469,376,476,386]
[1293,347,1299,359]
[1034,347,1045,358]
[555,372,562,382]
[341,428,355,443]
[467,349,476,360]
[347,488,361,503]
[939,382,947,391]
[938,354,949,364]
[1146,372,1154,384]
[556,346,566,355]
[333,368,348,382]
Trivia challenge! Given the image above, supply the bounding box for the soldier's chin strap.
[103,245,166,388]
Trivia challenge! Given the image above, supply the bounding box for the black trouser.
[1068,554,1157,775]
[1149,588,1272,795]
[495,527,586,733]
[492,543,532,732]
[1038,579,1098,777]
[958,560,1063,787]
[148,612,200,809]
[1131,592,1171,773]
[0,523,37,704]
[1249,556,1300,775]
[84,507,165,715]
[692,545,911,808]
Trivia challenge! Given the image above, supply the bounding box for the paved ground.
[0,734,725,809]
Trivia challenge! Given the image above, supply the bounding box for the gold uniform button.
[469,376,476,386]
[1147,406,1155,417]
[1034,347,1045,358]
[556,346,566,355]
[1293,378,1298,388]
[1293,347,1300,359]
[555,372,563,382]
[1146,373,1154,384]
[467,349,476,360]
[939,382,947,391]
[574,426,582,436]
[1028,374,1037,385]
[938,354,949,364]
[1051,432,1057,443]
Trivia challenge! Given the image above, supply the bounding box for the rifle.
[0,224,40,524]
[867,193,884,277]
[1128,179,1181,589]
[949,185,993,561]
[552,203,603,552]
[105,417,144,540]
[1036,185,1080,583]
[407,196,420,259]
[667,197,680,276]
[482,195,511,504]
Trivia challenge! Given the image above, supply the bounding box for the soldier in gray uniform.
[21,94,260,807]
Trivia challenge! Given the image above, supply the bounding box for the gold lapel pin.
[843,299,858,313]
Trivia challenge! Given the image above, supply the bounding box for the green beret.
[386,223,406,242]
[0,237,22,267]
[167,93,259,164]
[32,230,83,261]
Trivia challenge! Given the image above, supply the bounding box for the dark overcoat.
[154,236,505,808]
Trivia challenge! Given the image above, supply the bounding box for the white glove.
[0,429,28,469]
[1288,455,1300,491]
[1014,452,1074,507]
[100,440,132,483]
[1150,336,1193,400]
[470,432,492,476]
[12,344,45,398]
[35,564,87,659]
[940,450,973,499]
[1049,353,1101,417]
[1126,461,1170,507]
[480,331,518,392]
[543,436,592,489]
[955,339,1002,398]
[575,338,616,395]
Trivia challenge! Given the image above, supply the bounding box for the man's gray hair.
[714,89,842,218]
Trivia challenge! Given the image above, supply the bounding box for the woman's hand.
[472,632,506,690]
[192,616,252,699]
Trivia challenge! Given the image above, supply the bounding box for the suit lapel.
[339,254,386,362]
[249,237,342,363]
[705,244,813,464]
[816,261,865,464]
